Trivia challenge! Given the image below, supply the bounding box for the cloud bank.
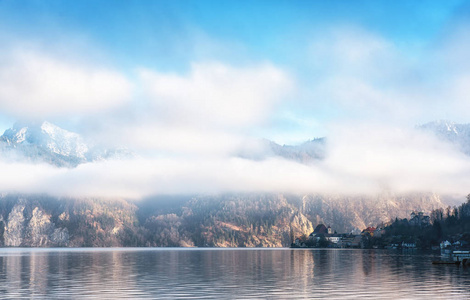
[0,49,132,119]
[1,124,470,199]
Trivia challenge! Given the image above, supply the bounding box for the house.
[350,235,362,248]
[294,238,306,248]
[340,235,354,247]
[361,227,376,237]
[326,234,341,244]
[308,224,328,240]
[350,228,362,235]
[309,224,341,246]
[327,226,333,234]
[440,240,451,249]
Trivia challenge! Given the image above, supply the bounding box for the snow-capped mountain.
[2,121,89,158]
[263,138,325,163]
[419,120,470,155]
[237,138,326,164]
[0,121,132,167]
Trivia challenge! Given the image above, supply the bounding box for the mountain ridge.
[0,192,452,247]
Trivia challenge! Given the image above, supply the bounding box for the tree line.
[365,195,470,249]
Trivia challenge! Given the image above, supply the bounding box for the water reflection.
[0,248,469,299]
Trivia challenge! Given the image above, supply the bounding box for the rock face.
[0,192,454,247]
[3,201,26,246]
[27,207,55,247]
[1,199,69,247]
[0,195,140,247]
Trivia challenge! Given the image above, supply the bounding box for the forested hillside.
[0,192,449,247]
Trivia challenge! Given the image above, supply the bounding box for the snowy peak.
[0,121,131,167]
[40,121,88,158]
[4,126,28,144]
[2,121,88,159]
[2,124,29,144]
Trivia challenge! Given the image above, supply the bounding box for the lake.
[0,248,469,299]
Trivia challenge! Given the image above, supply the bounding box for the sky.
[1,0,470,199]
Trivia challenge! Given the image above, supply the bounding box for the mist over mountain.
[0,121,327,167]
[419,120,470,156]
[244,120,470,166]
[0,120,467,247]
[271,138,326,161]
[2,120,470,169]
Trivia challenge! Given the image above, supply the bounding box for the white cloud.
[324,122,470,194]
[0,155,369,198]
[2,123,470,199]
[139,62,292,129]
[303,26,425,125]
[99,61,295,157]
[120,124,247,157]
[302,23,470,126]
[0,50,133,119]
[309,26,398,79]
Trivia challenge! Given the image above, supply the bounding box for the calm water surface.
[0,248,469,299]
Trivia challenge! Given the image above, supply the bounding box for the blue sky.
[1,1,470,197]
[0,1,469,142]
[1,1,464,70]
[1,0,470,140]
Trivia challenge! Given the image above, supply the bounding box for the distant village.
[292,209,470,250]
[292,222,390,249]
